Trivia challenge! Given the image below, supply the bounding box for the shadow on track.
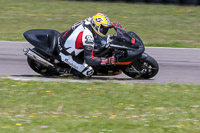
[11,75,154,81]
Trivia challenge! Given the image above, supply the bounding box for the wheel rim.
[124,60,157,78]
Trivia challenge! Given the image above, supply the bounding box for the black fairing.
[118,32,145,62]
[23,29,60,56]
[93,29,145,62]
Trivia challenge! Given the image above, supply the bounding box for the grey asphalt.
[0,41,200,84]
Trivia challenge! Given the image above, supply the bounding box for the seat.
[23,29,60,56]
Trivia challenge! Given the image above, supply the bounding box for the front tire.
[122,55,159,79]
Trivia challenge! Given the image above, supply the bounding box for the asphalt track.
[0,41,200,84]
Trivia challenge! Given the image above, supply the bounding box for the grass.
[0,0,200,48]
[0,78,199,132]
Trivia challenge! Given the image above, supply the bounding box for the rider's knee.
[82,66,94,77]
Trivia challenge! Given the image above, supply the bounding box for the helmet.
[90,13,111,37]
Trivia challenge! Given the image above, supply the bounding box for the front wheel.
[122,55,159,79]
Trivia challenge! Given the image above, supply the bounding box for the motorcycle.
[23,25,159,79]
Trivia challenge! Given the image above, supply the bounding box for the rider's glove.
[111,22,122,30]
[101,57,115,65]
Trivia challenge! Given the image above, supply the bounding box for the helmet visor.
[99,25,109,35]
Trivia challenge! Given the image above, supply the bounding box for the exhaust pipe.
[23,48,55,68]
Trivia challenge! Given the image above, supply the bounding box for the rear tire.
[122,55,159,79]
[27,57,60,76]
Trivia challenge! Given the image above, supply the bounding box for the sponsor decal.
[58,44,62,51]
[85,35,94,44]
[72,21,82,30]
[64,59,78,69]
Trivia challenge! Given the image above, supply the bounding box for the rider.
[58,13,116,77]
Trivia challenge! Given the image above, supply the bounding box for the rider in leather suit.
[58,13,115,77]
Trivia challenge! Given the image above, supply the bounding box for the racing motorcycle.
[23,25,159,79]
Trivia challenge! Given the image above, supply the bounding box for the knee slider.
[82,66,94,77]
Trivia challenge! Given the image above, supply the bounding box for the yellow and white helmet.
[90,13,111,37]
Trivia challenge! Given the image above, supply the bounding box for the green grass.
[0,0,200,48]
[0,78,199,132]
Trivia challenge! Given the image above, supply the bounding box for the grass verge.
[0,0,200,48]
[0,78,199,132]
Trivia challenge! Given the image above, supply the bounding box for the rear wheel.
[27,57,60,76]
[122,55,159,79]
